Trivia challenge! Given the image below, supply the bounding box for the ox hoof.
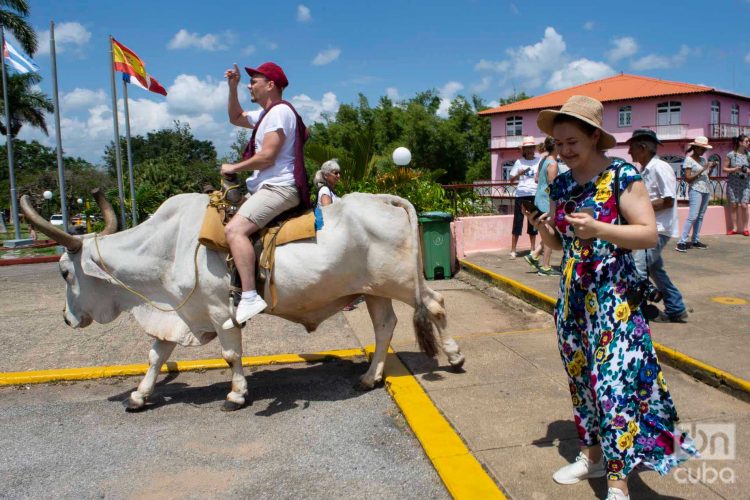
[222,400,245,412]
[448,354,466,372]
[124,398,146,412]
[355,378,384,392]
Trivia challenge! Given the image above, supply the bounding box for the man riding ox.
[21,186,465,412]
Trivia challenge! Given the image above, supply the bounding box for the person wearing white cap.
[508,136,540,258]
[676,137,716,252]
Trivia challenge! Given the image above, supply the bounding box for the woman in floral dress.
[523,95,696,500]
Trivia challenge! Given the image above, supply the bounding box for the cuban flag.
[3,39,39,74]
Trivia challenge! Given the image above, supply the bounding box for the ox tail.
[374,194,440,358]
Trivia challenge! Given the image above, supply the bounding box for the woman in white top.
[676,137,716,252]
[314,158,341,208]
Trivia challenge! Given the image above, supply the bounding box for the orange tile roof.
[479,73,719,116]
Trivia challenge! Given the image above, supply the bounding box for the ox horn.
[19,195,82,253]
[91,188,118,235]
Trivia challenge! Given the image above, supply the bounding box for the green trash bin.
[418,211,453,280]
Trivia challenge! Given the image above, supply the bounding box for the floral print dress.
[548,159,697,480]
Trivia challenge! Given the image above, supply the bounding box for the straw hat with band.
[688,136,712,150]
[520,136,536,148]
[537,95,617,150]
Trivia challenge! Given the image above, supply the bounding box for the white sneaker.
[509,251,517,259]
[552,452,606,484]
[605,487,629,500]
[222,296,267,329]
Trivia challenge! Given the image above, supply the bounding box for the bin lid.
[418,211,453,222]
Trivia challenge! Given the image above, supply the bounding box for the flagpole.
[108,35,126,229]
[121,79,137,225]
[0,24,21,240]
[49,21,69,232]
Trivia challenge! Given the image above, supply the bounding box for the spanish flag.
[112,38,167,96]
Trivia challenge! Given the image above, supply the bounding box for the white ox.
[21,190,465,411]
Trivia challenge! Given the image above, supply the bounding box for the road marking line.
[366,346,506,499]
[460,259,750,398]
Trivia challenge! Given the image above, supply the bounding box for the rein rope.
[93,233,201,313]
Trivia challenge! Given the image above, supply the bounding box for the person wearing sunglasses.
[523,96,696,500]
[314,158,341,208]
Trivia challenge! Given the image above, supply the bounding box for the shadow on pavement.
[106,359,371,414]
[396,351,467,381]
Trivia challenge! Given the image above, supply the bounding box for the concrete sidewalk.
[343,274,750,499]
[461,234,750,398]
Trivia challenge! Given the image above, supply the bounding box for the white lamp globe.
[392,147,412,166]
[77,198,83,205]
[43,190,53,200]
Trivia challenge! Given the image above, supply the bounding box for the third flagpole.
[122,78,137,225]
[49,21,69,231]
[108,35,126,229]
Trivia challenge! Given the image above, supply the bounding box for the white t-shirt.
[641,156,678,237]
[244,104,298,194]
[510,156,540,197]
[316,186,338,208]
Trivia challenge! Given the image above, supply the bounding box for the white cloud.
[167,29,231,51]
[476,27,567,89]
[242,45,256,55]
[37,22,91,56]
[607,36,638,62]
[471,76,492,93]
[297,5,312,23]
[631,45,694,70]
[583,21,595,31]
[290,92,339,123]
[745,52,750,64]
[509,2,519,14]
[62,88,106,110]
[547,59,616,90]
[386,87,401,101]
[437,81,464,117]
[312,47,341,66]
[165,75,227,115]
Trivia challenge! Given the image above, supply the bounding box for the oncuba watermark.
[673,422,736,485]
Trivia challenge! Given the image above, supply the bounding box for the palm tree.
[0,0,37,55]
[0,72,53,137]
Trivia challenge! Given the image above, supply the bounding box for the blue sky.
[12,0,750,164]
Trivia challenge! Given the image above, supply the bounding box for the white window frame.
[618,105,632,127]
[710,101,720,124]
[731,104,739,125]
[505,116,522,137]
[656,101,681,125]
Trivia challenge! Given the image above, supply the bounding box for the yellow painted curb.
[460,259,750,398]
[0,348,366,387]
[365,346,506,499]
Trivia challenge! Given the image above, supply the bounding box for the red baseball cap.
[245,62,289,89]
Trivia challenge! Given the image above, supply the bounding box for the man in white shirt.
[508,136,540,258]
[627,129,688,323]
[220,62,304,327]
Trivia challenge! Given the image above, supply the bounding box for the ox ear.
[80,242,116,283]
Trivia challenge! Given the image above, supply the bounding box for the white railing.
[490,135,524,149]
[645,124,688,140]
[708,123,750,139]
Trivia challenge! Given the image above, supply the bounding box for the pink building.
[479,73,750,181]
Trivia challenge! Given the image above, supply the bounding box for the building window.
[731,104,739,125]
[710,101,720,124]
[656,101,681,125]
[618,106,632,127]
[505,116,522,136]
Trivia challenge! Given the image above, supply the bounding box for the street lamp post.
[43,190,53,220]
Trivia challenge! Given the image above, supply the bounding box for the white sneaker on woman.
[605,487,629,500]
[552,451,606,484]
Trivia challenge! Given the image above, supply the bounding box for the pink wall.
[489,92,750,182]
[453,205,733,258]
